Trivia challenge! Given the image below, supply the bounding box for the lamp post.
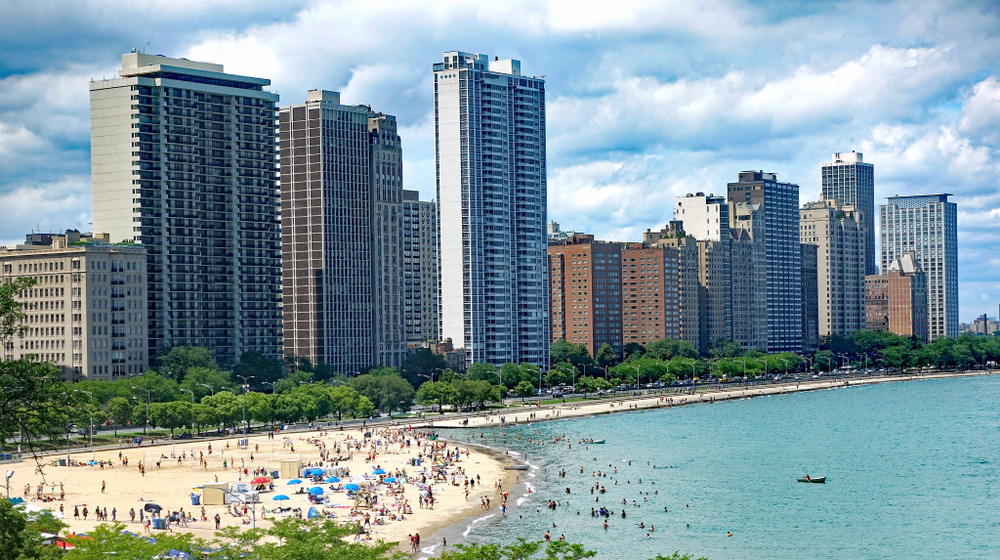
[236,375,254,434]
[131,387,151,435]
[802,356,813,373]
[196,383,214,396]
[779,358,789,378]
[260,381,275,393]
[179,389,194,404]
[4,470,13,498]
[74,390,94,448]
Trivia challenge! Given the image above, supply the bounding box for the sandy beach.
[16,424,512,551]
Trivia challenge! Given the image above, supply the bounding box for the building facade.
[675,193,731,353]
[548,235,623,358]
[865,252,929,341]
[1,232,149,380]
[729,202,768,352]
[90,52,282,365]
[822,152,876,275]
[800,243,819,352]
[880,194,958,340]
[800,200,865,337]
[620,245,681,346]
[403,190,439,346]
[434,52,549,366]
[728,172,802,352]
[279,90,406,373]
[644,223,700,349]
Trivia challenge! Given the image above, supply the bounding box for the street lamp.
[131,387,151,435]
[74,390,94,448]
[180,388,194,404]
[196,383,214,396]
[4,470,13,498]
[235,375,254,434]
[779,358,789,378]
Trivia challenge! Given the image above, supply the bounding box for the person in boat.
[804,474,811,481]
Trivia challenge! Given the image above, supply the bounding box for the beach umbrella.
[304,468,324,476]
[167,549,191,559]
[286,479,303,485]
[307,487,324,495]
[344,483,359,491]
[143,503,162,513]
[384,477,397,483]
[272,495,289,501]
[372,469,386,475]
[55,541,75,549]
[251,477,269,484]
[324,476,340,483]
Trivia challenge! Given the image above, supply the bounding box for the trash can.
[152,518,166,530]
[271,470,279,478]
[190,494,200,506]
[58,459,66,466]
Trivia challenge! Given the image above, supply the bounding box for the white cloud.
[959,75,1000,143]
[0,176,92,245]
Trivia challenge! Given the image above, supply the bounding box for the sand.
[16,424,510,550]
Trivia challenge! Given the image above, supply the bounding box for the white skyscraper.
[433,52,549,366]
[880,194,958,340]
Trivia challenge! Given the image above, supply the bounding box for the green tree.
[515,380,535,401]
[0,498,62,560]
[595,343,618,368]
[439,538,595,560]
[707,339,744,359]
[106,397,133,434]
[128,371,179,403]
[550,339,593,367]
[0,276,34,342]
[233,350,285,386]
[416,381,459,412]
[245,391,275,427]
[252,517,405,560]
[153,346,218,382]
[274,370,313,394]
[148,401,193,437]
[402,348,448,386]
[272,392,304,425]
[546,362,577,386]
[349,373,415,417]
[644,338,698,360]
[179,367,234,401]
[201,391,241,429]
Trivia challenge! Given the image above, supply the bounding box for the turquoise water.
[443,376,1000,559]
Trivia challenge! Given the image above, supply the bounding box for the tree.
[0,498,62,560]
[233,351,285,386]
[245,391,275,427]
[644,338,698,360]
[707,339,744,359]
[201,391,241,429]
[148,401,193,437]
[272,393,304,426]
[550,339,592,368]
[546,362,577,387]
[416,381,459,412]
[152,346,218,382]
[349,373,415,417]
[439,538,595,560]
[251,517,405,560]
[595,343,618,368]
[402,348,448,386]
[128,371,179,403]
[273,370,313,394]
[515,380,535,402]
[179,367,234,401]
[106,397,133,434]
[0,276,34,342]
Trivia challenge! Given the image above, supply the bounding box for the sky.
[0,0,998,322]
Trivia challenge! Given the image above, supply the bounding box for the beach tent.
[272,495,289,501]
[307,506,318,519]
[143,503,162,513]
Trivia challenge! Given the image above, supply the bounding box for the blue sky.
[1,0,998,322]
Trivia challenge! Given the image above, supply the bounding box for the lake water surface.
[443,375,1000,559]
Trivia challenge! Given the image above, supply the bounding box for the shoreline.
[422,369,999,431]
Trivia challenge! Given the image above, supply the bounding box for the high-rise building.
[880,194,958,340]
[644,223,700,349]
[0,231,149,380]
[620,245,681,346]
[279,90,406,373]
[548,235,623,357]
[865,252,929,341]
[675,193,731,352]
[822,151,876,275]
[800,200,865,337]
[727,172,802,352]
[433,52,549,366]
[800,243,819,352]
[90,52,282,364]
[729,202,768,352]
[403,190,439,345]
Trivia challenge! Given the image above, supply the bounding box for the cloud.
[0,176,92,246]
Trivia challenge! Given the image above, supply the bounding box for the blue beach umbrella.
[307,487,324,494]
[384,477,397,483]
[324,476,340,483]
[286,479,303,485]
[167,549,191,559]
[272,495,289,501]
[345,483,359,491]
[303,468,324,476]
[372,469,386,475]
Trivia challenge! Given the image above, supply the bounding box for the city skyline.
[1,1,998,323]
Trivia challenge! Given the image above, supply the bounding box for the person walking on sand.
[101,480,105,494]
[215,513,221,529]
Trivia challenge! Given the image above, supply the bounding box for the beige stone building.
[800,200,866,337]
[1,231,149,380]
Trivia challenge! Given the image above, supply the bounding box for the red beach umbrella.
[251,477,269,484]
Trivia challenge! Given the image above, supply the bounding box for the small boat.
[796,476,826,483]
[504,464,529,471]
[592,440,606,444]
